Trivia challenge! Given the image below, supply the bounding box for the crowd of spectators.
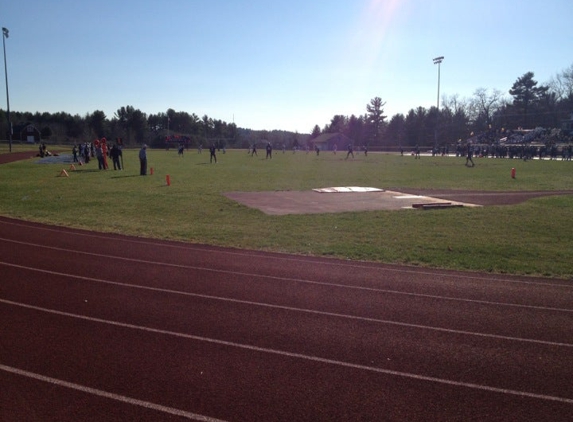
[451,127,573,161]
[455,143,572,160]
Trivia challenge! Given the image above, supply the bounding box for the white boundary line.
[2,261,571,347]
[2,299,573,406]
[1,238,572,313]
[0,364,227,422]
[1,217,571,288]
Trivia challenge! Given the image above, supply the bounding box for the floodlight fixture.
[432,56,444,147]
[2,26,11,152]
[432,56,444,109]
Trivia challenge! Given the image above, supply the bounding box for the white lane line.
[0,364,227,421]
[1,262,572,348]
[0,221,570,288]
[2,299,573,405]
[1,245,572,313]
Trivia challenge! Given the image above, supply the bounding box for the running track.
[1,216,572,421]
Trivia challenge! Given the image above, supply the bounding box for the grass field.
[1,143,572,279]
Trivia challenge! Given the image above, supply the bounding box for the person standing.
[83,142,90,163]
[139,144,148,175]
[101,138,109,169]
[117,138,124,169]
[465,144,475,167]
[95,141,105,170]
[346,143,354,159]
[110,143,122,170]
[209,144,217,163]
[266,142,272,159]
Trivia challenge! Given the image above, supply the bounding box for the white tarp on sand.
[313,186,384,193]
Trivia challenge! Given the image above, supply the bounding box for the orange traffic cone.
[69,164,76,171]
[166,175,171,186]
[59,169,69,177]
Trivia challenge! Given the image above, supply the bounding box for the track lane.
[1,222,572,313]
[2,299,573,422]
[1,239,572,344]
[1,216,573,421]
[2,264,573,397]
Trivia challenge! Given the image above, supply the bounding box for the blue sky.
[2,0,572,133]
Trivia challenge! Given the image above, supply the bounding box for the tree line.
[2,64,572,149]
[315,66,573,149]
[0,107,243,148]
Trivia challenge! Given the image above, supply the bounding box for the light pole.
[433,56,444,149]
[2,27,11,153]
[433,56,444,109]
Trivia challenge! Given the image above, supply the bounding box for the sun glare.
[349,0,408,70]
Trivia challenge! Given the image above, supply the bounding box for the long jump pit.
[224,187,476,215]
[225,188,573,215]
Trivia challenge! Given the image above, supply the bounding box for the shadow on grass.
[110,174,144,179]
[55,169,101,176]
[59,169,143,178]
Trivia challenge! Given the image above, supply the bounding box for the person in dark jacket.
[110,143,122,170]
[209,144,217,163]
[465,144,475,167]
[139,144,147,175]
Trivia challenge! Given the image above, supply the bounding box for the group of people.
[38,142,52,157]
[95,139,123,170]
[72,138,123,170]
[248,142,364,159]
[457,143,573,161]
[73,140,573,180]
[72,142,93,163]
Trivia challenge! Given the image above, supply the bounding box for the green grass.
[1,144,572,279]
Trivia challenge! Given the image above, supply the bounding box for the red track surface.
[1,216,573,421]
[0,151,40,164]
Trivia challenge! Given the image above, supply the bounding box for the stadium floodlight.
[432,56,444,148]
[432,56,444,110]
[2,27,11,152]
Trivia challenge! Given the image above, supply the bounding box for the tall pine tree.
[509,72,549,127]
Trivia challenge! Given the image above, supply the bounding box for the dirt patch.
[225,189,573,215]
[399,189,573,206]
[0,151,67,165]
[0,151,39,164]
[225,190,474,215]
